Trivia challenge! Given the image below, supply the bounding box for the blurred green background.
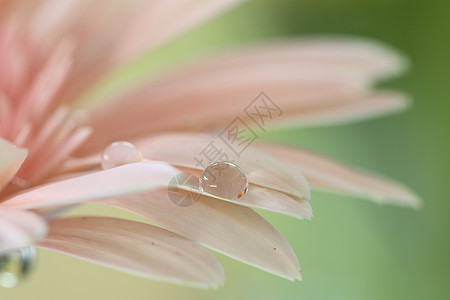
[4,0,449,299]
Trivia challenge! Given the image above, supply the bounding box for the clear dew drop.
[199,161,248,200]
[101,141,143,169]
[0,247,36,288]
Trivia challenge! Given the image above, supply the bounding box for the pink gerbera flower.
[0,0,419,289]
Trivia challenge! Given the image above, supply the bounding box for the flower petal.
[112,0,247,64]
[133,133,310,201]
[0,138,27,191]
[257,144,421,208]
[26,0,246,110]
[80,38,407,153]
[268,91,410,130]
[57,133,311,219]
[0,207,47,253]
[30,0,245,65]
[96,190,302,280]
[38,217,224,288]
[57,144,312,220]
[2,162,179,209]
[175,166,313,220]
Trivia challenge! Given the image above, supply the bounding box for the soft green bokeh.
[3,0,449,299]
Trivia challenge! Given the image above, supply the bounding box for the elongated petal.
[96,190,302,280]
[38,217,224,288]
[0,138,27,191]
[30,0,245,65]
[113,0,247,64]
[0,207,47,253]
[81,38,407,153]
[257,144,421,208]
[27,0,246,109]
[176,166,312,220]
[269,91,410,130]
[133,133,310,201]
[57,133,311,219]
[2,162,178,209]
[57,155,312,220]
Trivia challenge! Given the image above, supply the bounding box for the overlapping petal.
[58,133,312,219]
[175,166,312,220]
[38,217,224,288]
[79,38,408,153]
[0,138,27,190]
[257,143,420,208]
[0,207,47,253]
[21,0,247,108]
[2,162,179,209]
[133,133,310,200]
[95,190,302,280]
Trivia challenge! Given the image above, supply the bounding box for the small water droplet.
[200,161,248,200]
[0,247,36,288]
[101,141,142,169]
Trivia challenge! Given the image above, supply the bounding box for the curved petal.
[30,0,245,66]
[57,136,312,220]
[56,133,311,219]
[80,38,408,153]
[133,133,310,201]
[38,217,224,288]
[112,0,247,64]
[25,0,246,109]
[267,91,410,130]
[95,189,302,280]
[0,138,27,191]
[2,162,179,209]
[175,166,312,220]
[10,39,73,137]
[0,207,47,253]
[257,143,421,208]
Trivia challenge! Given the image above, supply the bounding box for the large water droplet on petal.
[101,141,142,169]
[0,247,36,288]
[200,161,248,200]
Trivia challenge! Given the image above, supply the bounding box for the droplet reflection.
[200,161,248,200]
[0,247,36,288]
[101,141,142,169]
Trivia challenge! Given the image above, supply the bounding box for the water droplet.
[101,141,142,169]
[200,161,248,200]
[0,247,36,288]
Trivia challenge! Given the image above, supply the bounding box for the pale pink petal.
[38,217,224,288]
[9,39,73,138]
[269,91,410,129]
[55,156,312,220]
[175,166,312,220]
[0,93,13,136]
[30,0,245,64]
[26,0,246,110]
[257,144,421,208]
[0,138,27,190]
[14,107,91,185]
[0,19,30,101]
[24,126,92,183]
[2,162,179,209]
[56,133,311,219]
[0,207,47,253]
[133,133,310,200]
[61,133,310,200]
[80,38,407,153]
[113,0,247,64]
[96,190,302,280]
